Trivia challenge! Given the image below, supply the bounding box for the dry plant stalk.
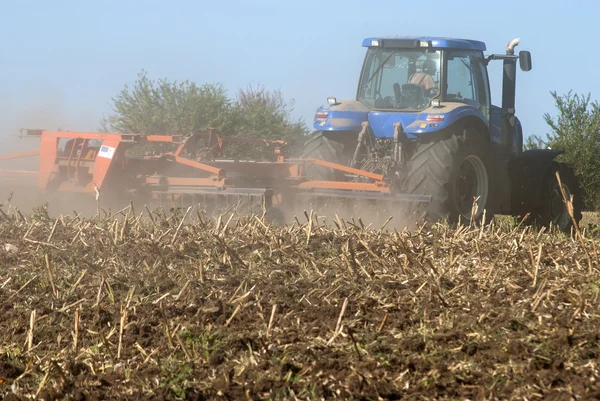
[120,213,129,242]
[35,366,51,398]
[198,261,205,283]
[306,210,314,245]
[160,302,174,350]
[117,304,127,359]
[532,244,543,288]
[94,185,101,217]
[328,297,348,345]
[94,277,105,308]
[555,171,593,273]
[174,280,191,301]
[112,220,119,245]
[73,308,80,352]
[171,206,192,244]
[378,313,388,333]
[347,326,362,360]
[27,309,36,352]
[7,275,37,302]
[175,333,192,362]
[267,304,277,337]
[225,304,242,327]
[45,254,57,299]
[47,218,59,242]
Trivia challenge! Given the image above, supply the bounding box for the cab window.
[445,50,490,122]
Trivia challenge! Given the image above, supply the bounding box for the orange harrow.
[0,129,431,219]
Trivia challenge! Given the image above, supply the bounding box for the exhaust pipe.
[506,38,520,55]
[501,38,521,154]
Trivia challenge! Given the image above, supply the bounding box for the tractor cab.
[315,37,532,158]
[315,38,496,140]
[357,38,490,118]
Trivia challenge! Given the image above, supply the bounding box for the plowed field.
[1,206,599,400]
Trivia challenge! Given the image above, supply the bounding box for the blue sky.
[1,0,598,146]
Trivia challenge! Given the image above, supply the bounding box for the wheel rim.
[549,184,572,230]
[457,155,489,220]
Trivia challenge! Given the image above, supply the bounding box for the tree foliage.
[103,71,308,159]
[523,134,546,151]
[539,91,600,209]
[226,85,309,158]
[232,85,307,141]
[105,70,233,135]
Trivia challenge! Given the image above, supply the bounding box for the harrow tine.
[379,216,393,232]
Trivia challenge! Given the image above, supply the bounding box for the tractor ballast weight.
[306,36,581,230]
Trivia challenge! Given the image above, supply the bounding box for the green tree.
[227,85,309,159]
[233,84,307,141]
[543,91,600,209]
[103,71,308,159]
[104,70,232,135]
[523,134,546,150]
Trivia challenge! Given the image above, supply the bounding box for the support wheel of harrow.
[406,126,494,226]
[300,131,346,181]
[528,162,582,232]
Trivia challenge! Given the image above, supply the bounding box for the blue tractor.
[302,37,582,229]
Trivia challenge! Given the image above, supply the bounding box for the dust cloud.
[267,193,425,233]
[0,89,101,214]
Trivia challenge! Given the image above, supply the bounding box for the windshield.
[358,48,441,111]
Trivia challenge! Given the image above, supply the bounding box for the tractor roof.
[362,36,486,51]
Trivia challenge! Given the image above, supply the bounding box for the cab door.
[444,50,491,126]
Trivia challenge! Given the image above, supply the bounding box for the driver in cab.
[408,59,438,94]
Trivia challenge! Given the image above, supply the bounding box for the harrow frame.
[0,129,431,213]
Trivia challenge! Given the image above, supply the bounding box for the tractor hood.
[313,100,486,139]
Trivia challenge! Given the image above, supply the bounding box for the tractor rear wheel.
[530,163,582,232]
[406,127,494,225]
[300,131,346,181]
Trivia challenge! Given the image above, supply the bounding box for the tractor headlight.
[327,97,338,105]
[370,40,380,47]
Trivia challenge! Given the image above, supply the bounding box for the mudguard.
[313,101,370,132]
[509,149,564,215]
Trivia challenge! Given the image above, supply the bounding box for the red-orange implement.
[0,129,431,213]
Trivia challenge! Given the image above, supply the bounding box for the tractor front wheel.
[406,128,494,225]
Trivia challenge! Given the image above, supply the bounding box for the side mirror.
[519,50,532,72]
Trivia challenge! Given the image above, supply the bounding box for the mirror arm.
[485,54,519,63]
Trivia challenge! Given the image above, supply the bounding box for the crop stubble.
[1,206,600,400]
